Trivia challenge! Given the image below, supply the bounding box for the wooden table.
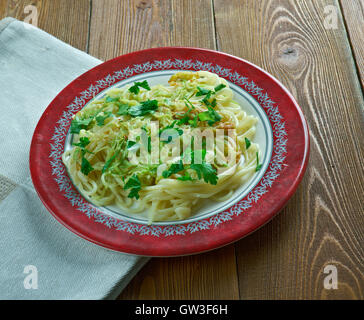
[2,0,363,300]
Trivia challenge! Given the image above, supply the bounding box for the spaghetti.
[62,71,260,223]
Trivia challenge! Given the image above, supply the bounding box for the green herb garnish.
[127,140,137,149]
[73,137,94,156]
[198,106,222,126]
[214,84,226,92]
[105,96,119,103]
[73,137,90,148]
[162,161,184,178]
[129,80,151,94]
[96,112,112,126]
[159,120,177,135]
[117,103,129,115]
[128,100,158,117]
[188,115,199,127]
[184,98,195,109]
[210,98,217,108]
[177,106,192,125]
[70,117,93,134]
[102,150,120,173]
[81,156,94,176]
[190,162,218,185]
[256,152,262,172]
[127,188,141,200]
[160,121,183,143]
[202,91,212,105]
[198,111,215,122]
[245,137,251,150]
[196,86,211,97]
[177,172,194,181]
[124,174,141,199]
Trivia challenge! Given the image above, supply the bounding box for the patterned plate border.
[49,59,288,237]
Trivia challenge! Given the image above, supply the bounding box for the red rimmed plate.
[30,47,309,256]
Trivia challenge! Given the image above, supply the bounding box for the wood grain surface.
[89,0,216,60]
[214,0,364,299]
[1,0,362,300]
[340,0,364,88]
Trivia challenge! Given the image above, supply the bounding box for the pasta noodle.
[62,71,260,223]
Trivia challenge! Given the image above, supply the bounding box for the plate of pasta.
[30,47,309,256]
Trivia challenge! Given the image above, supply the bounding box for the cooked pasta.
[62,71,261,223]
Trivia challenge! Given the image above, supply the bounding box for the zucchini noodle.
[62,71,260,223]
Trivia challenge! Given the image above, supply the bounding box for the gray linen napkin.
[0,18,149,300]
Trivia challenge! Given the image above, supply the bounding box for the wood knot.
[136,0,153,9]
[283,47,296,56]
[277,44,301,66]
[276,43,306,74]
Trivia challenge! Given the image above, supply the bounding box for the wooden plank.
[214,0,364,299]
[0,0,8,19]
[89,0,239,300]
[6,0,90,51]
[121,245,239,299]
[340,0,364,88]
[89,0,216,60]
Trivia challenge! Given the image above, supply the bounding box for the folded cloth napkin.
[0,18,149,300]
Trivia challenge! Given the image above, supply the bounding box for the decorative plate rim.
[30,47,309,256]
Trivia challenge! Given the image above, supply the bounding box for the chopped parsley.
[147,136,152,153]
[128,100,158,117]
[117,103,129,115]
[189,115,199,127]
[70,117,93,134]
[102,150,120,173]
[198,106,222,126]
[159,120,176,134]
[184,98,195,110]
[177,106,193,125]
[175,99,197,125]
[210,98,217,108]
[245,137,251,150]
[127,188,141,200]
[202,91,212,105]
[162,161,184,178]
[188,146,218,184]
[256,152,262,172]
[81,156,94,176]
[163,147,218,185]
[177,114,190,125]
[124,174,141,199]
[198,111,215,122]
[214,84,226,92]
[105,96,119,103]
[111,100,159,117]
[195,84,226,107]
[196,86,211,97]
[195,86,215,106]
[75,136,96,175]
[177,172,194,181]
[73,137,90,148]
[129,80,151,94]
[71,105,112,133]
[127,140,137,149]
[73,137,93,155]
[190,162,218,185]
[96,112,112,126]
[160,121,183,143]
